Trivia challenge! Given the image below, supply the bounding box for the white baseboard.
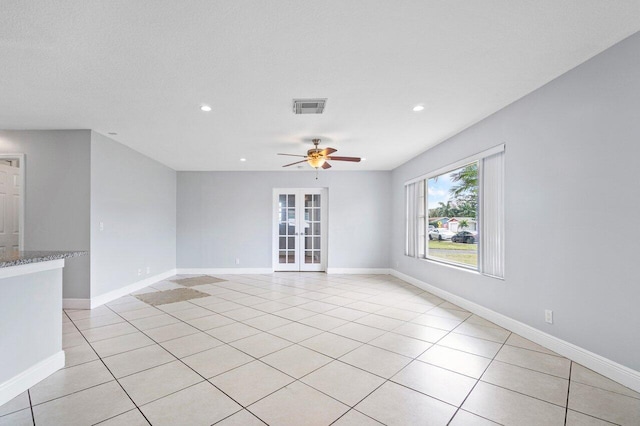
[0,350,65,406]
[390,269,640,394]
[178,267,392,275]
[177,268,273,275]
[62,298,91,310]
[89,269,177,309]
[63,269,177,310]
[326,268,391,275]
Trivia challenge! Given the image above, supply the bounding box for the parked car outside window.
[428,228,455,241]
[451,231,477,244]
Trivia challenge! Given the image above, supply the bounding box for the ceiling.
[1,1,639,171]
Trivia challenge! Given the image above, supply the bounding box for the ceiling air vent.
[293,98,327,114]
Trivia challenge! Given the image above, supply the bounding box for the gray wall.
[90,132,176,297]
[177,171,391,269]
[391,32,640,370]
[0,130,90,299]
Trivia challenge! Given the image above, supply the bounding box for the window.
[427,162,479,267]
[405,145,505,278]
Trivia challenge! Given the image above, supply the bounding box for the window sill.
[423,256,478,273]
[419,256,505,281]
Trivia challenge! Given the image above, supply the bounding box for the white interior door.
[0,163,21,255]
[273,188,327,272]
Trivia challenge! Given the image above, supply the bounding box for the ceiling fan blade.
[321,162,332,169]
[326,156,361,162]
[282,160,308,167]
[319,147,337,156]
[278,153,307,157]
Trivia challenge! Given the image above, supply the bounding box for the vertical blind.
[480,151,505,278]
[405,182,417,257]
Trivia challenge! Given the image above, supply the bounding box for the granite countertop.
[0,251,88,268]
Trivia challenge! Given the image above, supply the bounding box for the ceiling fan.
[278,139,361,170]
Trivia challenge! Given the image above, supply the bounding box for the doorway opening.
[0,154,24,254]
[273,188,328,272]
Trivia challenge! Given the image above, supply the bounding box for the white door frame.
[272,188,328,272]
[0,154,25,251]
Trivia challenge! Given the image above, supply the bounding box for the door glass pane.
[305,237,312,249]
[314,194,321,207]
[313,223,320,235]
[287,208,296,235]
[278,193,297,265]
[304,250,320,264]
[305,195,313,207]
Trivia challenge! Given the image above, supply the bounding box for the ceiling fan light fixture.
[307,156,326,168]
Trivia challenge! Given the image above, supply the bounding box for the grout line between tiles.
[564,361,573,426]
[64,308,155,426]
[482,357,570,381]
[102,304,269,421]
[36,273,633,426]
[570,378,640,401]
[565,407,621,426]
[211,408,268,425]
[328,408,385,425]
[445,330,512,425]
[27,389,35,426]
[105,280,407,422]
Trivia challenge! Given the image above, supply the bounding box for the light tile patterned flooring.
[1,274,639,425]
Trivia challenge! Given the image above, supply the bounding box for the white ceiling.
[1,1,639,171]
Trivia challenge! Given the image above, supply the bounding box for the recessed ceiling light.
[412,104,425,112]
[200,105,212,112]
[361,157,367,161]
[240,158,246,162]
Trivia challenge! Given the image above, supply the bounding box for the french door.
[273,188,328,271]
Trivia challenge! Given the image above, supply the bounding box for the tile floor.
[1,273,639,425]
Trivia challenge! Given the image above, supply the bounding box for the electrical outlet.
[137,269,142,276]
[545,309,553,324]
[235,258,240,265]
[146,266,151,275]
[99,222,104,231]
